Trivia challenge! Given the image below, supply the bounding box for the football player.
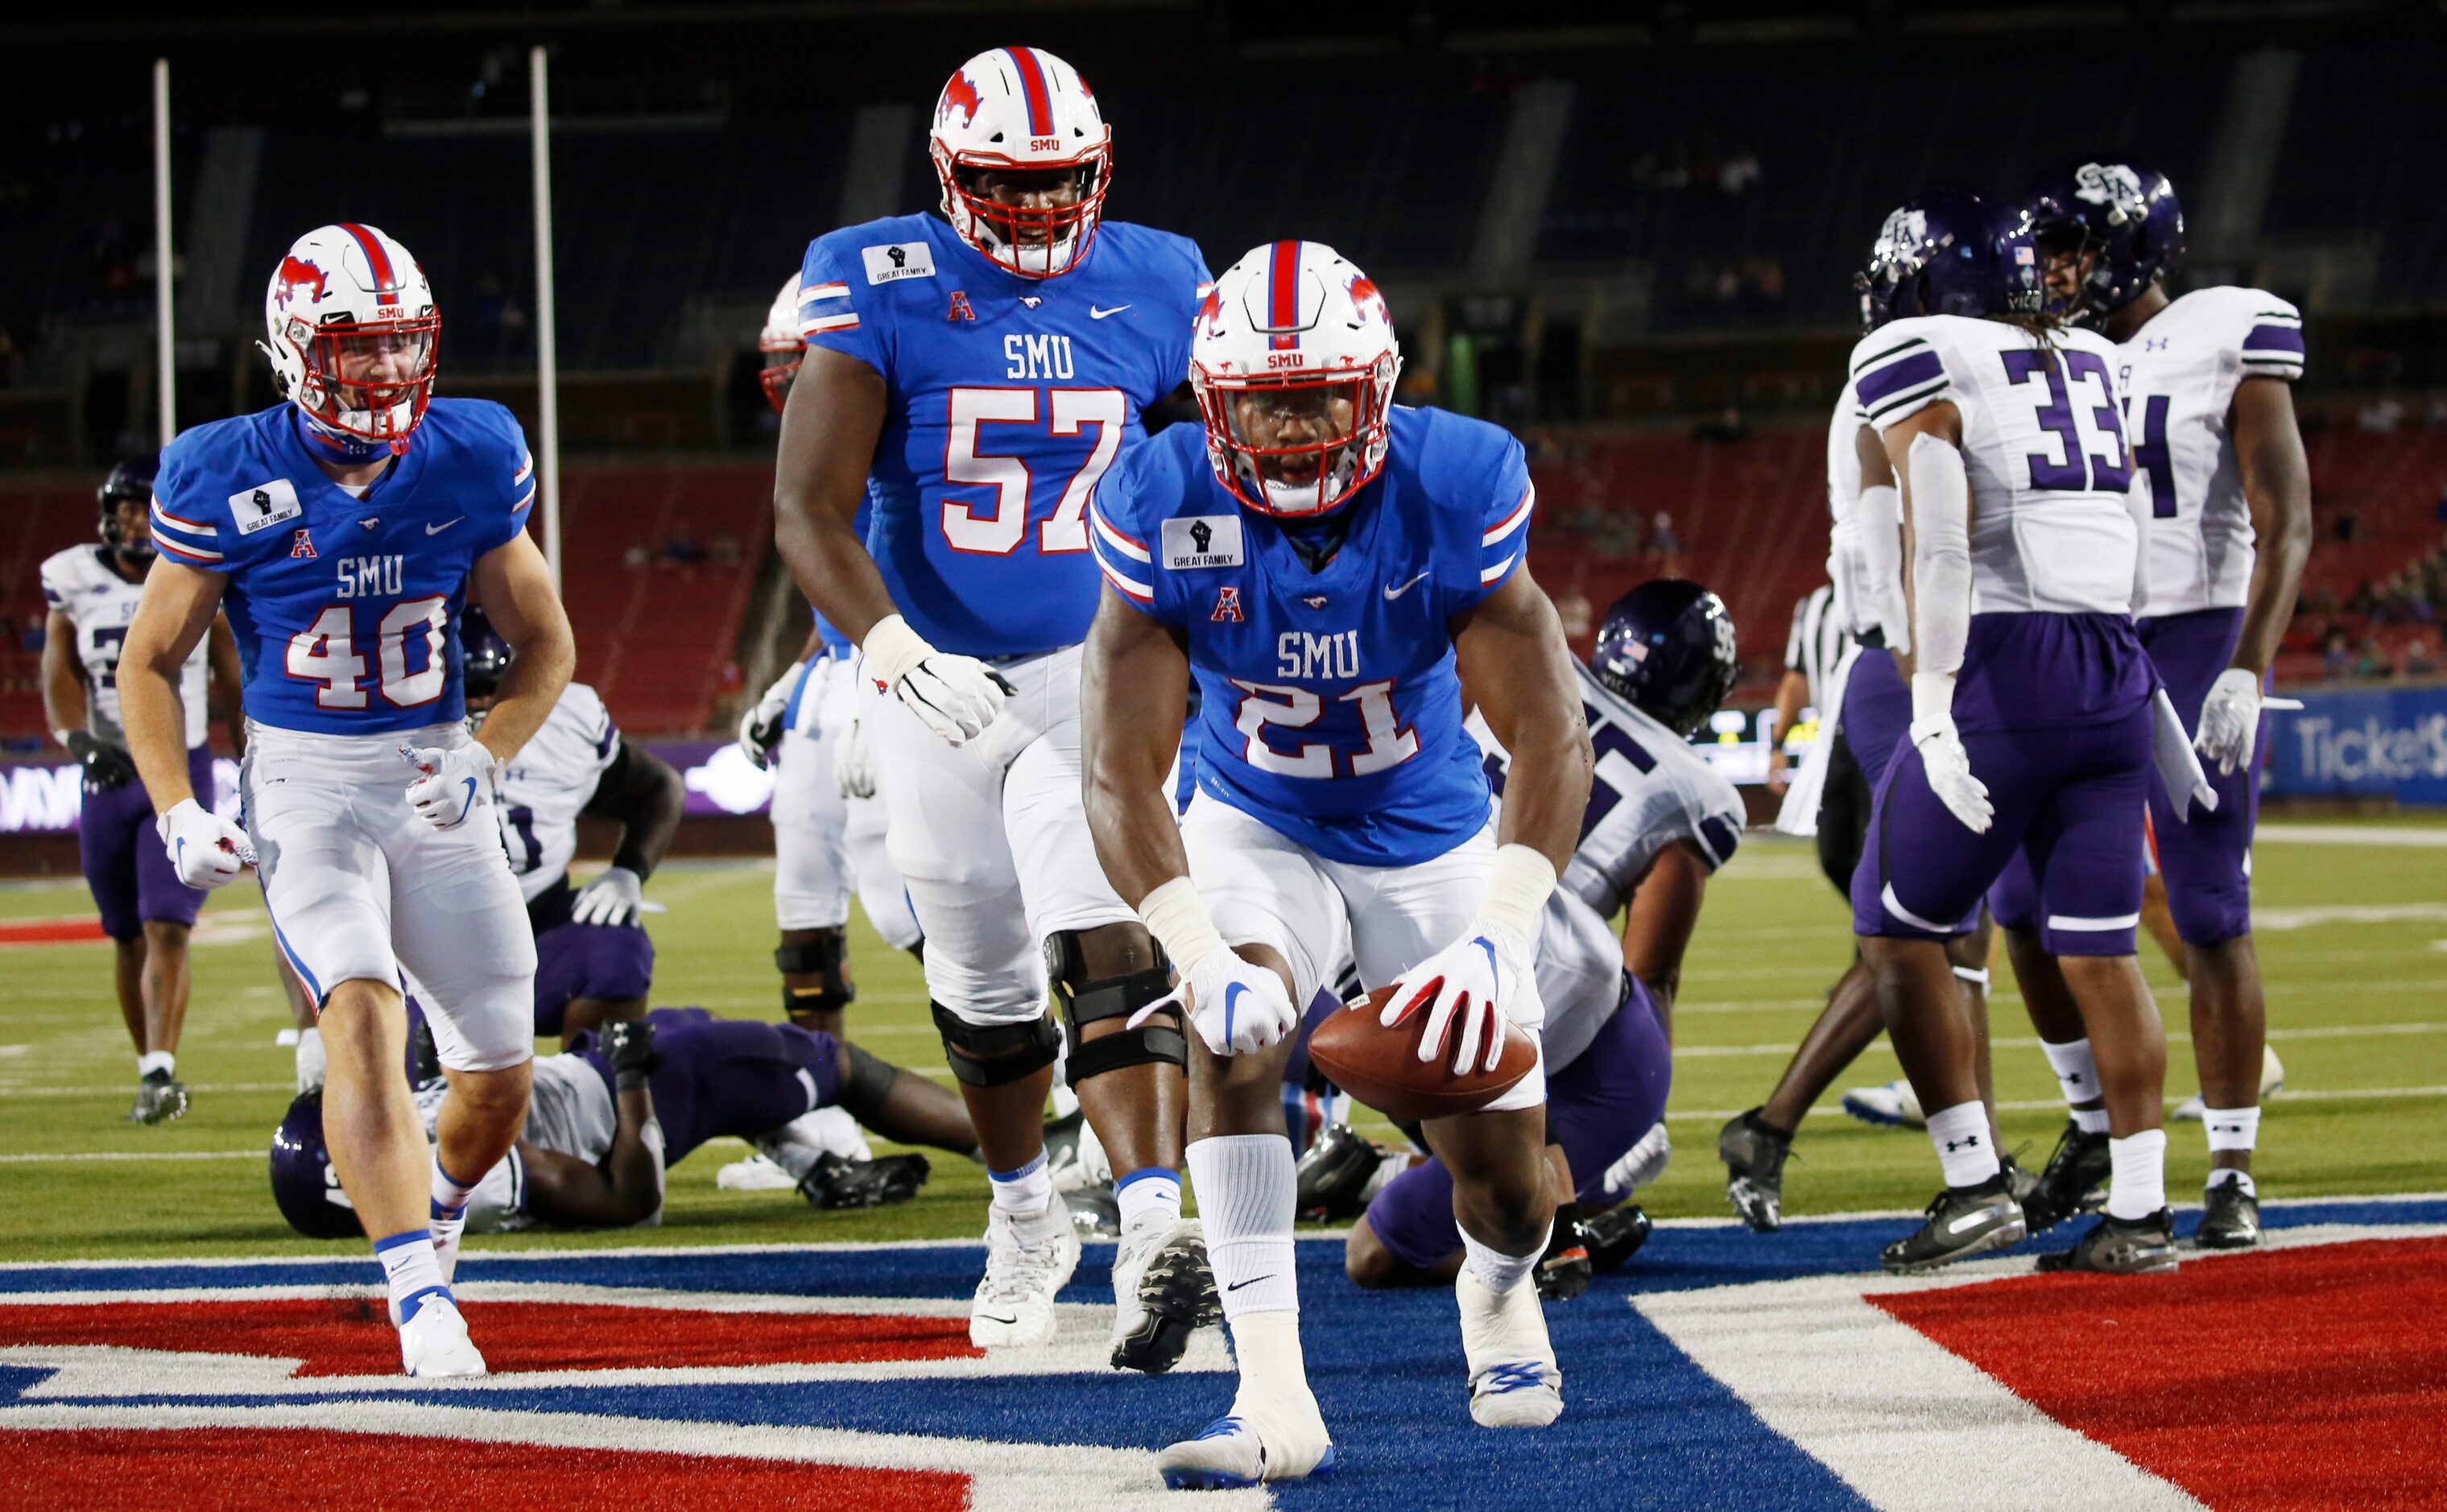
[770,48,1215,1369]
[1320,580,1742,1294]
[458,608,683,1043]
[274,1010,976,1237]
[2011,161,2312,1250]
[39,456,245,1123]
[740,275,923,1043]
[1084,240,1593,1483]
[117,223,575,1377]
[1847,192,2191,1276]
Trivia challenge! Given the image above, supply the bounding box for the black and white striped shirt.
[1784,584,1854,713]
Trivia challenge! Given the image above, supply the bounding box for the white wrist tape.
[1855,482,1911,654]
[1906,434,1970,678]
[859,613,934,688]
[1474,843,1557,943]
[1911,671,1957,730]
[1137,875,1226,969]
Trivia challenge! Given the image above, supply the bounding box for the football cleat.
[1879,1174,2026,1274]
[1294,1122,1382,1222]
[716,1152,801,1192]
[1841,1078,1925,1129]
[1110,1217,1220,1374]
[1583,1204,1652,1274]
[2172,1043,2285,1122]
[1718,1108,1793,1233]
[1042,1108,1093,1192]
[1156,1413,1336,1490]
[798,1152,930,1210]
[2038,1208,2180,1274]
[1457,1269,1563,1427]
[127,1069,189,1126]
[2020,1119,2113,1236]
[970,1200,1080,1348]
[2193,1180,2262,1250]
[1064,1184,1121,1237]
[398,1295,486,1378]
[2000,1151,2039,1208]
[1533,1216,1593,1302]
[1601,1119,1672,1199]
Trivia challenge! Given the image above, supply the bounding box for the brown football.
[1306,985,1538,1124]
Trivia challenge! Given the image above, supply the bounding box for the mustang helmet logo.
[274,256,329,311]
[940,70,983,129]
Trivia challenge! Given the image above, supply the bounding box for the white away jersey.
[2118,287,2305,617]
[39,547,209,748]
[494,681,620,901]
[1471,661,1745,921]
[1851,316,2139,616]
[416,1051,621,1233]
[1531,886,1633,1075]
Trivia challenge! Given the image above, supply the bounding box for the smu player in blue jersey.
[118,224,575,1378]
[1083,242,1593,1485]
[770,48,1217,1367]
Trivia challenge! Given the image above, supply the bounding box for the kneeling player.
[1085,241,1592,1485]
[461,609,684,1043]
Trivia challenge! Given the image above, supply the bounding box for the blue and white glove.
[571,865,644,927]
[739,662,808,770]
[862,613,1007,748]
[156,798,254,890]
[1380,923,1535,1076]
[1132,876,1298,1056]
[833,716,876,799]
[400,744,498,832]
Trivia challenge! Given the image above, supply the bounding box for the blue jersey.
[1092,406,1538,866]
[149,400,535,735]
[799,213,1211,659]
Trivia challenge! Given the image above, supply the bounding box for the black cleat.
[797,1151,930,1210]
[1583,1204,1651,1274]
[1880,1174,2026,1274]
[2193,1182,2261,1250]
[1534,1214,1593,1302]
[1295,1124,1381,1222]
[2000,1151,2038,1208]
[2019,1119,2111,1236]
[1112,1220,1221,1374]
[2038,1208,2179,1274]
[127,1069,189,1126]
[1719,1109,1793,1233]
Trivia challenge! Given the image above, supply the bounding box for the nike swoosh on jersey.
[425,518,463,535]
[1383,571,1430,600]
[1089,305,1131,319]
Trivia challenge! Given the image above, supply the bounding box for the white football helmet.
[259,223,439,452]
[758,275,802,414]
[928,46,1110,279]
[1191,241,1401,518]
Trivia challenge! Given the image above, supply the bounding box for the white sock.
[2105,1129,2168,1220]
[1115,1166,1183,1234]
[2203,1105,2261,1155]
[1188,1134,1299,1319]
[2040,1038,2100,1108]
[987,1150,1053,1217]
[431,1155,479,1222]
[374,1230,450,1324]
[294,1027,325,1093]
[2207,1167,2257,1196]
[2071,1107,2111,1135]
[1924,1101,2000,1188]
[1460,1221,1550,1296]
[137,1050,174,1079]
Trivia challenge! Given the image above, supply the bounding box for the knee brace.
[932,1001,1061,1088]
[835,1041,901,1124]
[1044,931,1185,1085]
[775,929,854,1018]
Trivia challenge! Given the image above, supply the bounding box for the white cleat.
[1457,1269,1562,1428]
[969,1200,1080,1349]
[2173,1043,2285,1122]
[1602,1118,1673,1199]
[1841,1077,1925,1129]
[717,1152,802,1191]
[1110,1217,1219,1374]
[1156,1404,1334,1489]
[398,1295,486,1378]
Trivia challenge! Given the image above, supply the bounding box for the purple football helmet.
[2023,159,2185,320]
[1854,190,2043,330]
[1591,579,1740,737]
[270,1089,366,1240]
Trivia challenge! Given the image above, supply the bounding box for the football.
[1307,984,1540,1124]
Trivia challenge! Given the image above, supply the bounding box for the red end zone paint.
[0,1298,978,1376]
[0,918,109,946]
[0,1428,969,1512]
[1877,1236,2447,1511]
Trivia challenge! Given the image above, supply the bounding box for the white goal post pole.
[530,44,564,592]
[154,58,175,447]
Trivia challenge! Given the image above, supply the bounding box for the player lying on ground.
[1085,239,1593,1486]
[273,1008,976,1235]
[40,456,246,1125]
[120,222,575,1377]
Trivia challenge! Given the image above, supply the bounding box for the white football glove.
[570,865,644,927]
[400,744,498,832]
[862,613,1006,748]
[1909,711,1994,834]
[156,798,254,890]
[738,662,808,770]
[833,717,876,799]
[2193,667,2264,778]
[1379,923,1536,1077]
[1132,946,1299,1057]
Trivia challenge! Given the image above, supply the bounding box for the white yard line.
[2256,824,2447,847]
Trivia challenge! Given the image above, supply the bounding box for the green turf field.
[2,817,2440,1262]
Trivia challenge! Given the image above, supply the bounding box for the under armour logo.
[1189,520,1213,554]
[1943,1134,1982,1153]
[2145,337,2170,351]
[887,246,907,268]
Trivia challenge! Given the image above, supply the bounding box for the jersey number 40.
[285,599,449,709]
[942,387,1123,555]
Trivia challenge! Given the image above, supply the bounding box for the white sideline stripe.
[1659,1085,2447,1126]
[2,1081,299,1099]
[1674,1019,2447,1058]
[2256,902,2447,929]
[0,1150,263,1163]
[2256,824,2447,848]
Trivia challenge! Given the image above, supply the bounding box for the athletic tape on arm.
[1906,434,1970,679]
[1854,483,1911,654]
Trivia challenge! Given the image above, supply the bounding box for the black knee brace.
[1044,932,1185,1084]
[932,1001,1061,1088]
[835,1041,901,1124]
[776,930,854,1018]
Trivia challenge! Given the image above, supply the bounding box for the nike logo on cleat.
[1089,305,1130,319]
